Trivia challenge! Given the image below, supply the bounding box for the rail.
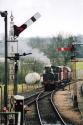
[36,90,68,125]
[36,92,43,125]
[51,90,67,125]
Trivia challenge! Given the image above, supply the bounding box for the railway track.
[36,91,74,125]
[24,83,73,125]
[24,91,52,125]
[20,86,44,97]
[23,87,44,125]
[24,95,40,125]
[36,91,66,125]
[24,91,43,105]
[24,86,44,105]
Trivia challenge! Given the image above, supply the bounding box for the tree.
[18,58,44,83]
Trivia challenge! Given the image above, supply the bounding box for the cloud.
[0,0,83,37]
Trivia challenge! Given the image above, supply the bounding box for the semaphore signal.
[14,12,41,37]
[56,47,71,52]
[56,45,76,52]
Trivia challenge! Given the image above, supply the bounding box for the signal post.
[0,11,41,124]
[0,11,8,107]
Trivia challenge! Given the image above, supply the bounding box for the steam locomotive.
[43,65,71,91]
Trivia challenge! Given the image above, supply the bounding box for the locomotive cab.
[43,65,55,91]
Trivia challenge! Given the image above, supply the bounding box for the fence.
[0,112,21,125]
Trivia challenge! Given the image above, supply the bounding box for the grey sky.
[0,0,83,37]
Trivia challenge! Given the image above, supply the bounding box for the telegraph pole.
[14,61,18,95]
[0,11,41,108]
[0,11,8,107]
[4,11,8,107]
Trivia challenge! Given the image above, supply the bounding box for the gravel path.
[53,85,83,125]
